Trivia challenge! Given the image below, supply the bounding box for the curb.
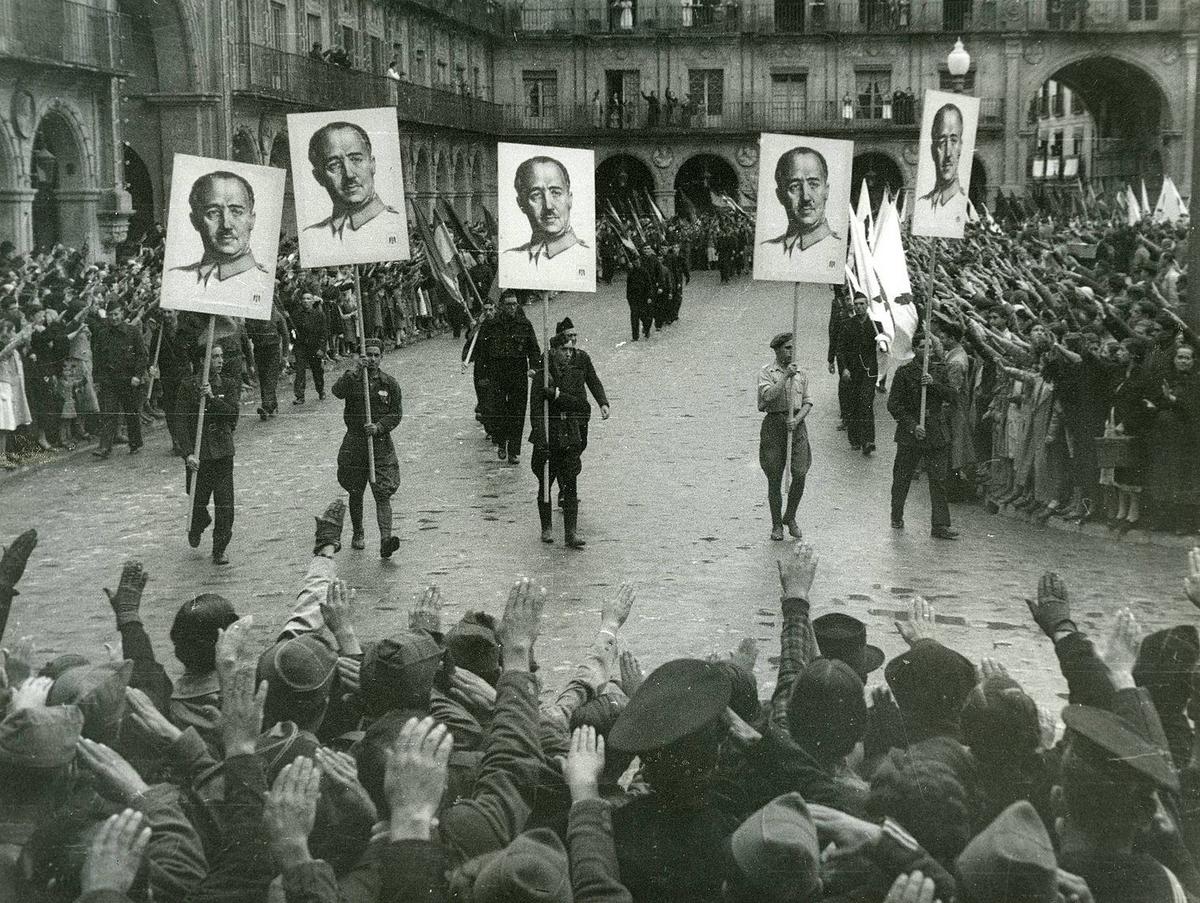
[987,498,1194,550]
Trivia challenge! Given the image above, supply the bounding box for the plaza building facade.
[0,0,1195,258]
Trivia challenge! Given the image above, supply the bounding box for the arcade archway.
[674,153,739,216]
[596,154,655,218]
[30,111,85,251]
[850,151,904,214]
[122,144,155,246]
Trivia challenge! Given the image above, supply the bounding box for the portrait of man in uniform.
[911,90,979,239]
[498,142,596,293]
[288,107,411,268]
[752,133,852,284]
[762,146,837,258]
[160,154,284,320]
[170,171,267,291]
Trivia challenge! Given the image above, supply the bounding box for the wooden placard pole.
[353,264,377,485]
[918,238,939,429]
[145,321,164,412]
[784,281,802,486]
[541,291,551,507]
[186,315,216,530]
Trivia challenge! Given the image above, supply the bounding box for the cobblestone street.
[1,272,1189,711]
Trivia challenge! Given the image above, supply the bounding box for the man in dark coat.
[827,285,854,429]
[837,293,881,455]
[291,291,327,404]
[91,304,148,459]
[475,290,540,463]
[626,249,654,342]
[151,309,194,457]
[887,330,959,539]
[246,301,289,421]
[332,339,404,558]
[179,344,239,564]
[528,317,609,548]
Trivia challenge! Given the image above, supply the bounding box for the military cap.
[258,633,338,696]
[360,629,443,714]
[609,658,731,753]
[555,317,575,334]
[729,792,821,899]
[956,801,1057,903]
[363,338,383,352]
[1062,704,1179,792]
[46,659,134,739]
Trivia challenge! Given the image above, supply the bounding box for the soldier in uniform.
[888,330,959,540]
[91,304,148,459]
[475,290,540,464]
[758,332,814,541]
[179,344,239,564]
[528,317,609,548]
[332,339,403,558]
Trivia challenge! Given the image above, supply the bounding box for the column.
[1001,37,1024,194]
[1182,37,1197,189]
[0,188,36,255]
[653,188,676,218]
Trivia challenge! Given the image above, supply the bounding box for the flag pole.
[541,291,551,508]
[354,264,377,484]
[186,316,215,531]
[919,239,939,429]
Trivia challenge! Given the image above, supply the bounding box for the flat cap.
[769,331,793,350]
[730,792,821,899]
[956,801,1057,903]
[609,658,731,753]
[0,705,84,768]
[473,828,570,903]
[258,634,338,696]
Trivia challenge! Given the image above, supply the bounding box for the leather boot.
[563,499,585,549]
[538,501,554,543]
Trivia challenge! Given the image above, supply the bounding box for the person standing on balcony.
[592,89,603,128]
[664,87,679,125]
[303,122,406,259]
[617,0,634,30]
[682,0,695,26]
[642,90,660,128]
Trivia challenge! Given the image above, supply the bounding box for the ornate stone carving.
[902,144,919,165]
[1161,41,1181,64]
[10,87,35,139]
[1022,40,1044,65]
[736,144,758,167]
[652,146,674,169]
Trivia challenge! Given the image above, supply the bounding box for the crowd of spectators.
[0,225,487,469]
[869,207,1199,539]
[1,513,1200,902]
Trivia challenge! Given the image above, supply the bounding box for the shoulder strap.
[1162,863,1187,903]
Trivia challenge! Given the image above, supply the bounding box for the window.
[1072,130,1083,156]
[688,68,724,117]
[1038,83,1049,119]
[306,13,322,49]
[937,69,976,93]
[1070,90,1084,115]
[370,35,382,73]
[855,70,891,119]
[770,71,808,126]
[270,2,287,51]
[413,49,425,83]
[437,59,448,86]
[473,66,481,96]
[1052,83,1064,117]
[1129,0,1159,20]
[523,69,558,120]
[342,26,356,63]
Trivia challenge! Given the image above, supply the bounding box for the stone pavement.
[0,273,1190,712]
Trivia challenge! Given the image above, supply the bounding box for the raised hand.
[384,716,453,841]
[321,579,357,638]
[216,618,267,758]
[1102,608,1141,687]
[561,726,605,802]
[124,686,183,748]
[409,585,443,634]
[2,635,35,686]
[79,809,152,896]
[103,559,149,628]
[896,596,937,647]
[883,871,939,903]
[449,667,497,711]
[1056,869,1094,903]
[215,615,256,688]
[77,737,150,803]
[1026,571,1075,639]
[979,657,1010,683]
[619,650,644,697]
[601,583,636,630]
[731,637,759,673]
[314,746,376,822]
[498,577,545,671]
[10,675,52,711]
[776,543,819,600]
[263,757,321,869]
[336,656,361,692]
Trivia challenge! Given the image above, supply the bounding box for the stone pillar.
[0,188,36,255]
[56,188,102,255]
[653,188,676,218]
[1182,37,1198,190]
[1001,37,1024,194]
[98,186,134,261]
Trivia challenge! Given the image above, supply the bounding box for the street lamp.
[947,38,970,94]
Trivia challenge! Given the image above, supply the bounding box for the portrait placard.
[911,89,980,239]
[159,153,285,320]
[497,142,596,293]
[752,133,853,284]
[286,107,411,268]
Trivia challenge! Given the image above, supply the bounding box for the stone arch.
[118,0,205,94]
[453,149,469,219]
[1021,53,1175,189]
[850,150,905,215]
[31,103,95,250]
[673,152,739,215]
[596,153,657,217]
[232,128,259,164]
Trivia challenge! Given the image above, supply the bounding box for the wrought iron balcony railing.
[0,0,124,71]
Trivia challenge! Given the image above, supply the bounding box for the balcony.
[498,97,1003,134]
[394,0,507,33]
[232,43,500,132]
[0,0,125,72]
[504,0,1182,33]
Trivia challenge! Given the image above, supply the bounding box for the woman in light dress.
[0,317,33,469]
